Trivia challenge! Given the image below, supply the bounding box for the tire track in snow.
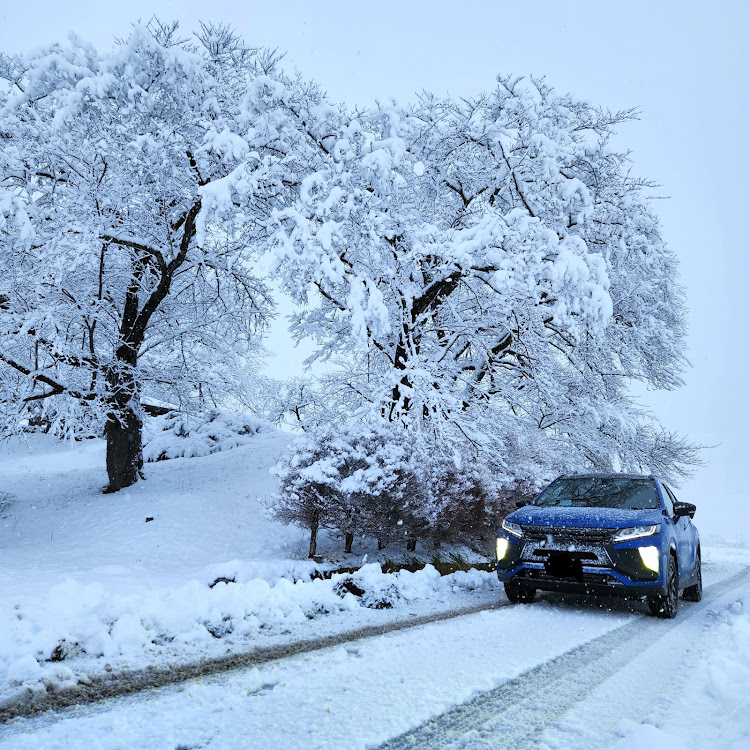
[377,566,750,750]
[0,598,510,724]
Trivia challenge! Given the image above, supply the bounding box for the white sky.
[1,0,748,538]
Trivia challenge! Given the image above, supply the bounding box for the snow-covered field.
[0,430,300,598]
[1,431,749,749]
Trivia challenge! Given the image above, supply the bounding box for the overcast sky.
[1,1,748,538]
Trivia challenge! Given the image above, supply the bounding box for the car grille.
[519,525,613,545]
[519,525,612,567]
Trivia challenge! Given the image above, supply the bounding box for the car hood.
[506,505,663,530]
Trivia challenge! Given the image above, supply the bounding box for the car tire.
[648,554,679,619]
[505,582,536,604]
[682,552,702,602]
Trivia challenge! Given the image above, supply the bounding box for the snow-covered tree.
[1,21,698,496]
[270,76,698,483]
[0,22,334,491]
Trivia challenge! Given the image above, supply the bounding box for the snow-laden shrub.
[0,491,16,516]
[395,448,540,552]
[419,454,497,545]
[142,409,274,462]
[268,421,541,557]
[269,422,419,557]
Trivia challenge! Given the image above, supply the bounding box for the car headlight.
[496,537,509,560]
[501,519,523,538]
[611,525,660,542]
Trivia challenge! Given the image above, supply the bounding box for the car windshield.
[534,477,660,510]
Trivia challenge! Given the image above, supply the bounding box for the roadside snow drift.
[0,564,499,707]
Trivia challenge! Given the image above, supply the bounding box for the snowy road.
[1,555,748,750]
[378,564,750,750]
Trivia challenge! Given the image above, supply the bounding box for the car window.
[662,484,677,517]
[534,477,660,510]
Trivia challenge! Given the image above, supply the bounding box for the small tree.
[269,463,330,559]
[270,423,415,557]
[418,455,492,548]
[271,425,354,558]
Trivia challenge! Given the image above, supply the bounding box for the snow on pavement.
[0,563,503,707]
[531,546,750,750]
[3,561,748,750]
[538,550,750,750]
[608,563,750,750]
[0,594,639,749]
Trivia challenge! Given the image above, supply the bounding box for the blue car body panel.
[496,475,700,600]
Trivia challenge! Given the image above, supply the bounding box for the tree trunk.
[103,341,143,493]
[308,513,319,558]
[344,532,354,554]
[104,401,143,493]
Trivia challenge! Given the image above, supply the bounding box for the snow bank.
[142,409,274,462]
[203,559,326,587]
[0,564,499,705]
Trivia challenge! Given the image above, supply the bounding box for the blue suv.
[496,474,701,618]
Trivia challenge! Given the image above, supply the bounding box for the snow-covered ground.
[1,432,749,749]
[0,553,748,749]
[0,430,300,599]
[0,432,505,708]
[555,551,750,750]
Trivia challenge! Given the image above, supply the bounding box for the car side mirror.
[674,502,696,519]
[515,499,530,509]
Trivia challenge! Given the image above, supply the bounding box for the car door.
[664,484,696,576]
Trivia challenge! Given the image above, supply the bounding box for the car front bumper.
[496,562,669,598]
[496,530,669,598]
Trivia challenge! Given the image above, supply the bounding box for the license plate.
[545,552,584,581]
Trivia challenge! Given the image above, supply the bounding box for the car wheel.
[682,552,702,602]
[648,554,679,618]
[505,582,536,604]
